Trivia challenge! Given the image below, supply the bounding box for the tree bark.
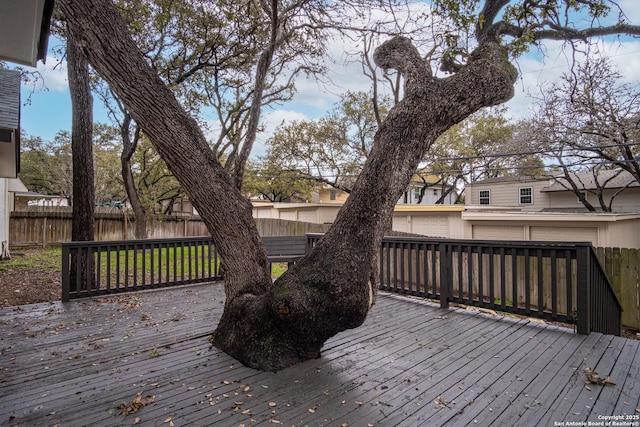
[60,0,272,305]
[232,0,281,190]
[67,25,95,290]
[120,113,148,239]
[212,37,518,370]
[60,0,517,371]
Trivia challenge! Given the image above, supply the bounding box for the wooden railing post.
[576,245,591,335]
[61,243,70,302]
[439,242,450,309]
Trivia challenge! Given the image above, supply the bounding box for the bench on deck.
[263,235,308,269]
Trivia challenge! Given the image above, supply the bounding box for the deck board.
[1,282,638,427]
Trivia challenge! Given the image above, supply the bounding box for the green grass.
[270,263,288,279]
[0,247,61,271]
[1,246,290,281]
[94,246,220,283]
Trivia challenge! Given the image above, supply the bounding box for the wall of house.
[391,206,465,237]
[460,211,640,248]
[0,179,8,244]
[466,179,552,210]
[252,203,342,224]
[545,187,640,212]
[251,203,640,248]
[314,188,349,204]
[396,185,456,205]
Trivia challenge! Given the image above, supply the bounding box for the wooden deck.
[1,283,638,427]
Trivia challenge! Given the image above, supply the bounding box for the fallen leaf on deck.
[434,396,451,409]
[117,393,153,416]
[584,368,616,387]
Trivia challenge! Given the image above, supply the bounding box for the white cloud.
[253,109,312,157]
[35,56,68,92]
[502,38,640,121]
[615,0,640,24]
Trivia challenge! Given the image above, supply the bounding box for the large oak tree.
[59,0,640,371]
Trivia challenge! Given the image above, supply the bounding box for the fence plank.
[619,248,640,330]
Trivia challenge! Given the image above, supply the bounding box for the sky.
[15,1,640,158]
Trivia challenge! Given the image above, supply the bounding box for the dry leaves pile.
[584,368,616,387]
[117,392,155,416]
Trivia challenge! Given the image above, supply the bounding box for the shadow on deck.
[1,283,638,426]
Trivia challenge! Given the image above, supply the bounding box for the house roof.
[7,178,27,193]
[0,68,21,133]
[0,0,55,66]
[469,170,639,192]
[468,175,545,186]
[541,169,639,192]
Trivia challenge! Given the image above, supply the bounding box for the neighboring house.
[312,186,350,204]
[0,69,21,180]
[161,196,199,217]
[1,0,54,252]
[465,171,640,213]
[0,69,22,250]
[14,192,70,210]
[253,202,342,225]
[541,170,640,212]
[465,176,549,209]
[312,175,457,206]
[397,176,458,205]
[452,171,640,248]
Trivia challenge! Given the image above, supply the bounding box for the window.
[330,190,336,201]
[479,190,490,205]
[519,187,533,204]
[414,187,421,200]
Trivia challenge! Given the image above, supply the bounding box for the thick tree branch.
[60,0,272,303]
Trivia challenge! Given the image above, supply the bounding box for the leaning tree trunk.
[60,0,517,371]
[120,113,148,239]
[60,0,272,307]
[67,25,95,290]
[211,37,518,370]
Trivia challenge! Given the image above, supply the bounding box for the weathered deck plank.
[0,283,638,427]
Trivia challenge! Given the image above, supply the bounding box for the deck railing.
[63,234,621,335]
[61,236,308,301]
[306,234,621,336]
[62,237,222,301]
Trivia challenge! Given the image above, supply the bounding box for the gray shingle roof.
[0,68,21,131]
[541,169,639,192]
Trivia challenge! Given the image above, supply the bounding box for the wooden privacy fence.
[595,247,640,330]
[10,211,330,245]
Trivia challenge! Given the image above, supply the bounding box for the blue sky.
[15,2,640,156]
